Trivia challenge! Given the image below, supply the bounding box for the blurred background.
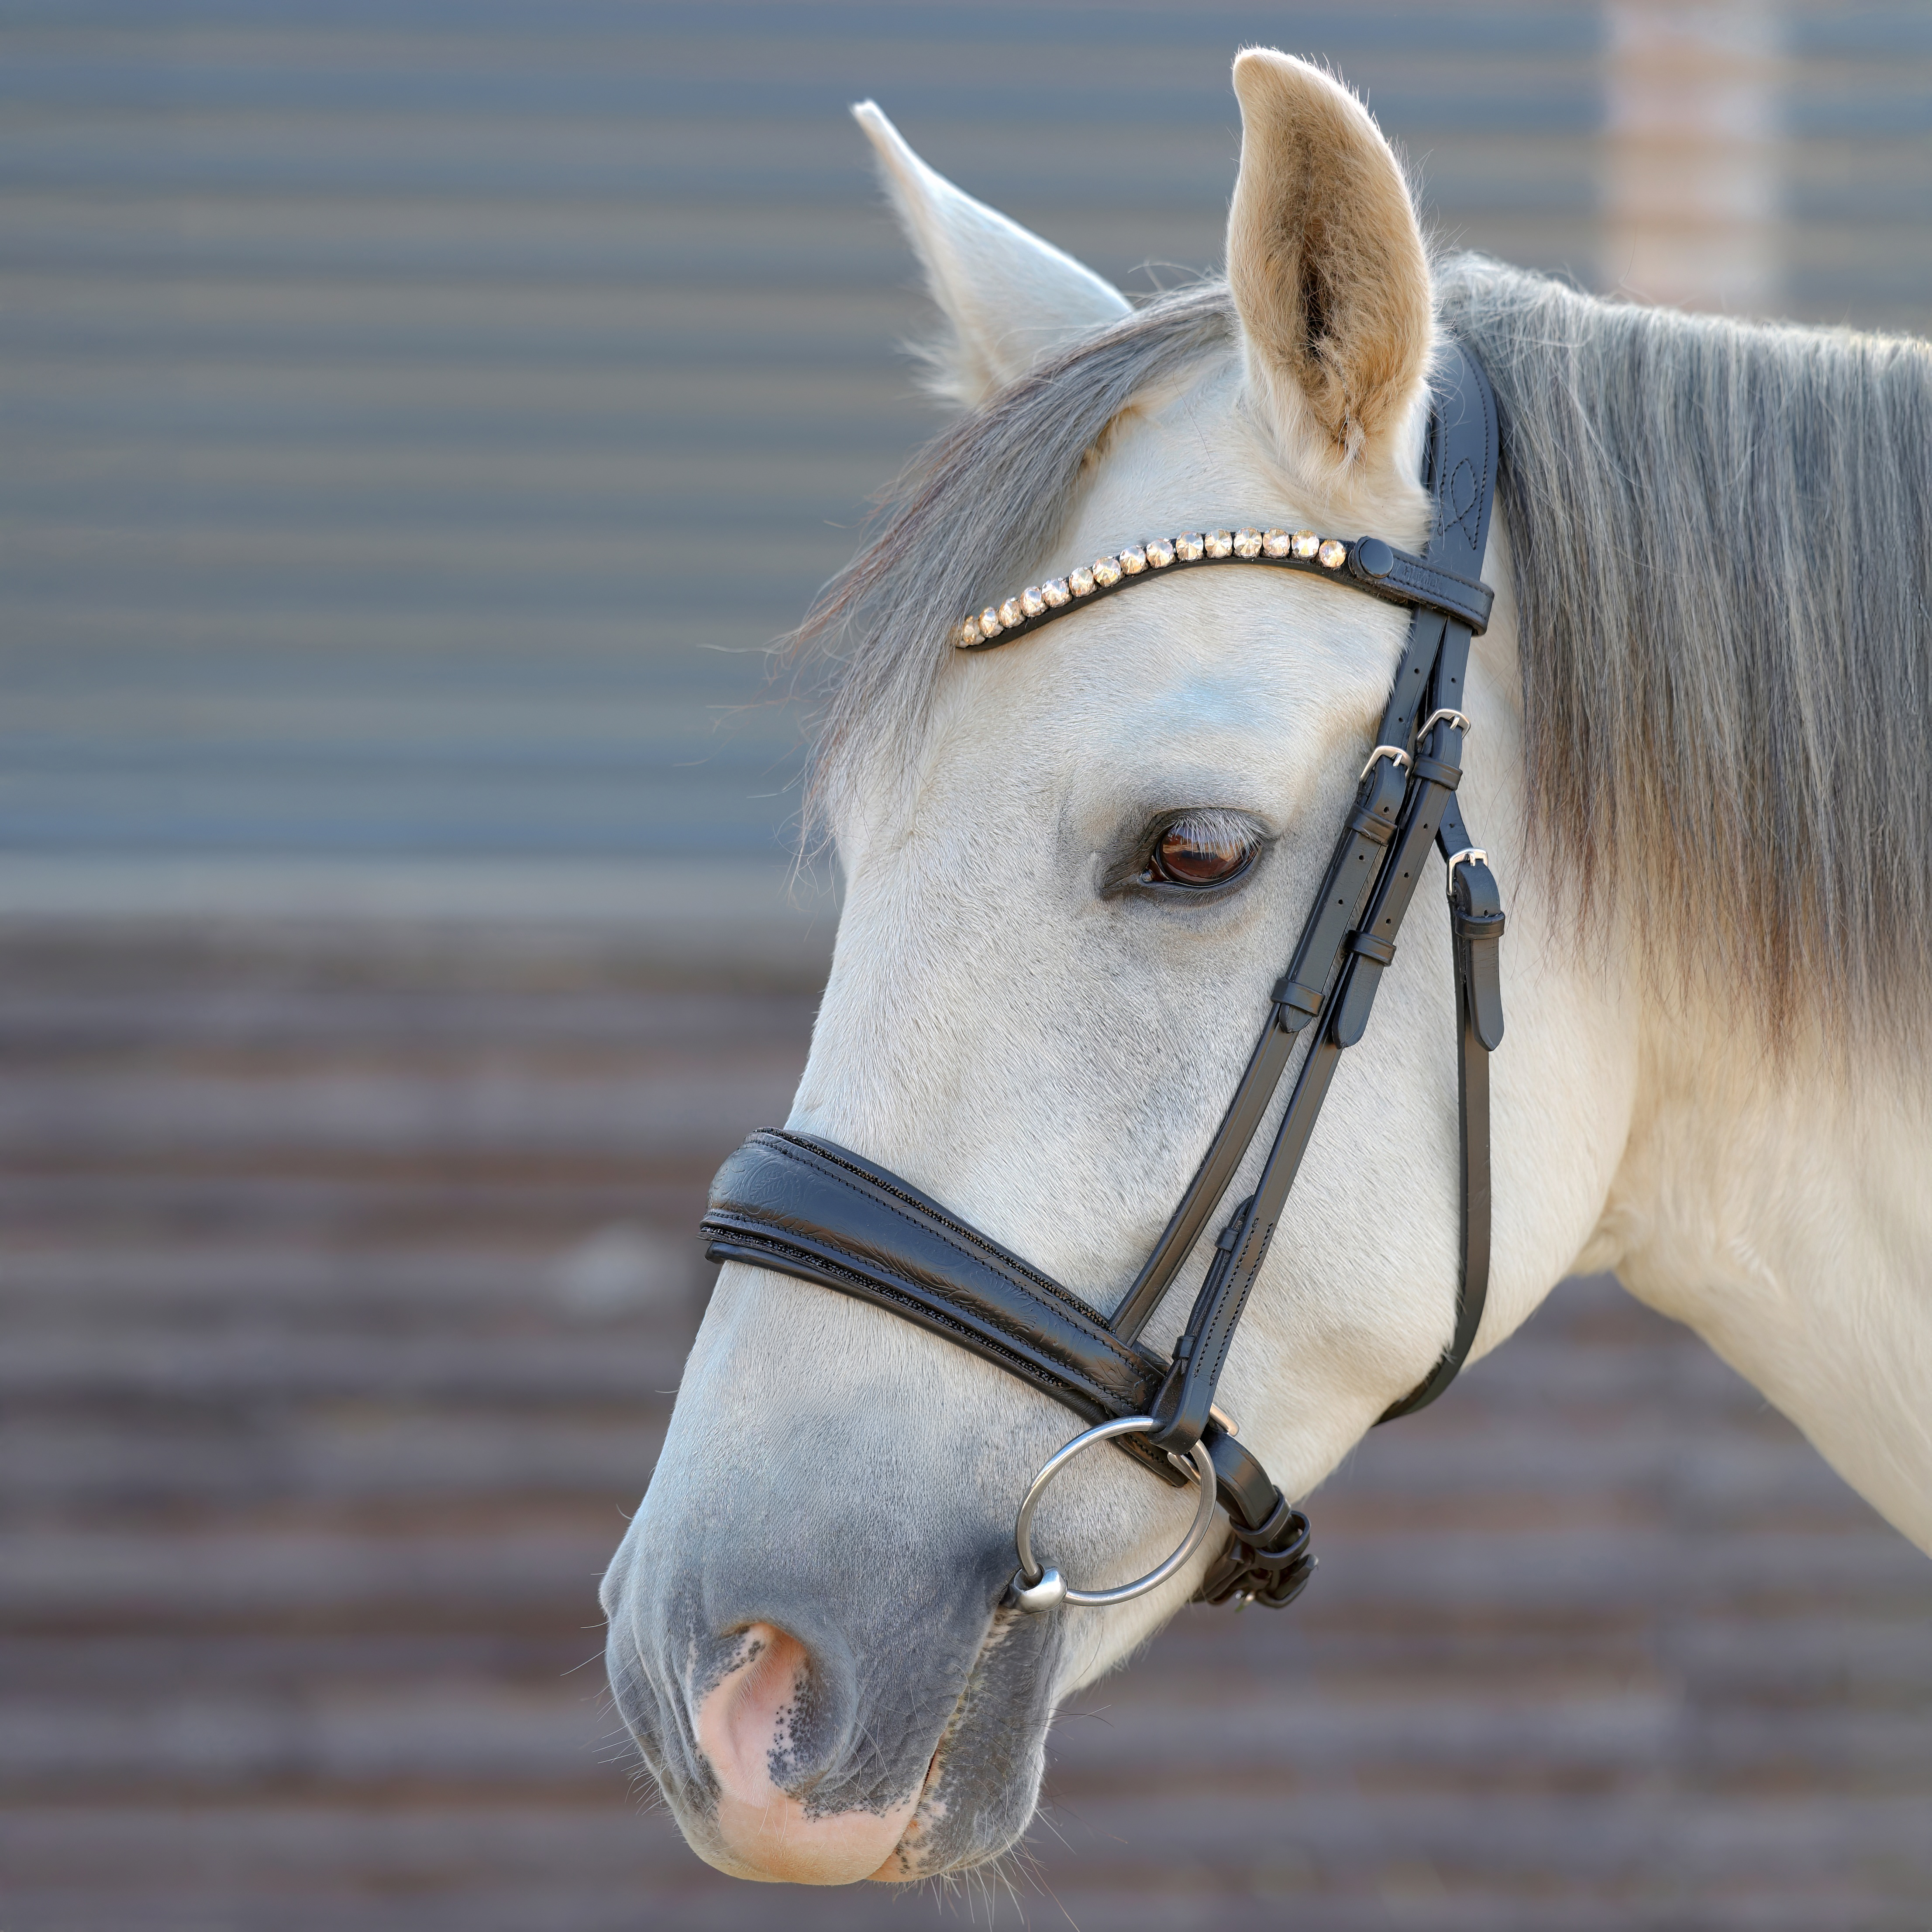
[2,3,1928,1927]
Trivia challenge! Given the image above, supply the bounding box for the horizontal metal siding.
[0,3,1923,886]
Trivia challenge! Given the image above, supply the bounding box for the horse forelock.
[784,284,1239,842]
[791,256,1932,1047]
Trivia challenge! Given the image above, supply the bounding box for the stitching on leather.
[761,1132,1152,1370]
[704,1225,1119,1412]
[789,1146,1091,1317]
[1433,348,1496,567]
[732,1135,1154,1377]
[1192,1214,1272,1398]
[1442,456,1481,551]
[703,1217,1161,1420]
[1473,366,1496,555]
[1388,552,1484,599]
[1399,556,1488,608]
[1427,348,1495,572]
[774,1133,1070,1295]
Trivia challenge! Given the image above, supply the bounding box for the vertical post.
[1603,0,1783,314]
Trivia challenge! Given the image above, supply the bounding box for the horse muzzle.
[600,1261,1072,1883]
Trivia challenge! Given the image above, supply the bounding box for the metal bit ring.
[1008,1416,1220,1612]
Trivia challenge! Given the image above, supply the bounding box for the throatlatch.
[702,337,1505,1614]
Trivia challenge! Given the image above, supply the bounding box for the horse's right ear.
[1226,52,1433,499]
[853,102,1130,410]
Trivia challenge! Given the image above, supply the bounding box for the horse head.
[601,45,1932,1888]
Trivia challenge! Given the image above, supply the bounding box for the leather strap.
[1143,342,1503,1448]
[701,1129,1286,1533]
[1130,539,1493,635]
[1378,802,1505,1421]
[703,1129,1167,1422]
[1107,649,1425,1342]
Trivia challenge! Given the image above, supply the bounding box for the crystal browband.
[957,525,1494,651]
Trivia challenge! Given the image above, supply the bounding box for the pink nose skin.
[693,1624,923,1885]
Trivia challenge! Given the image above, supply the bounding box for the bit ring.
[1008,1416,1220,1612]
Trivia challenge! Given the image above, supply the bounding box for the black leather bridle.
[701,338,1505,1613]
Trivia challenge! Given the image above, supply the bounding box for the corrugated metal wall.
[4,2,1925,925]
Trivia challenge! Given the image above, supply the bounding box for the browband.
[956,529,1494,653]
[702,337,1505,1613]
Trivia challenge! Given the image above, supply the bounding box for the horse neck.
[1588,992,1932,1551]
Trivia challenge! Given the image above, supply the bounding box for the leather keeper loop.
[1346,806,1400,846]
[1271,975,1323,1016]
[1345,930,1397,967]
[1452,907,1507,940]
[1233,1490,1308,1554]
[1411,754,1461,789]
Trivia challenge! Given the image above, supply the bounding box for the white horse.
[604,50,1932,1887]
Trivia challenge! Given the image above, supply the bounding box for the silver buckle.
[1444,847,1488,895]
[1358,744,1412,781]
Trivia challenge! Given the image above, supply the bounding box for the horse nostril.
[692,1619,918,1884]
[698,1622,811,1798]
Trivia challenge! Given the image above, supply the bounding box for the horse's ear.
[1226,52,1433,486]
[853,101,1130,409]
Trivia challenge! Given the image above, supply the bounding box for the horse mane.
[790,259,1932,1043]
[1440,256,1932,1042]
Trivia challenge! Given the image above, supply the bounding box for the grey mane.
[792,258,1932,1040]
[1441,257,1932,1039]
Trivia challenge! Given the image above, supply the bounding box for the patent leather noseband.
[703,337,1505,1614]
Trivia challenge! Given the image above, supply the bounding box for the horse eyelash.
[1099,809,1272,896]
[1157,809,1265,863]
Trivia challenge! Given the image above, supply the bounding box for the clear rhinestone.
[1092,555,1122,586]
[958,618,983,647]
[1069,566,1095,596]
[1262,527,1292,558]
[1174,532,1205,561]
[1318,539,1347,570]
[1145,537,1176,568]
[1021,585,1047,617]
[1041,577,1071,606]
[978,606,1003,637]
[1233,527,1264,558]
[1291,529,1319,559]
[1117,544,1147,575]
[999,596,1026,627]
[1205,530,1234,558]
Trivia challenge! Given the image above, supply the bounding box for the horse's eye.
[1147,818,1258,889]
